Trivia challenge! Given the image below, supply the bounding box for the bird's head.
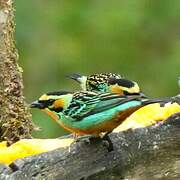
[67,73,121,92]
[30,91,73,120]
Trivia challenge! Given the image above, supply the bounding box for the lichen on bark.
[0,0,33,144]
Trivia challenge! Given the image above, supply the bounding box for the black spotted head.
[67,73,122,92]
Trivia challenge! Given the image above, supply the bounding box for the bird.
[30,90,161,151]
[67,73,143,96]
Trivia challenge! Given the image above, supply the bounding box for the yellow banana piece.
[0,138,74,165]
[114,102,180,132]
[0,103,179,165]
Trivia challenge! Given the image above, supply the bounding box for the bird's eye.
[48,99,55,103]
[38,99,55,107]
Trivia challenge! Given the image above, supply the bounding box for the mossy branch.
[0,0,33,144]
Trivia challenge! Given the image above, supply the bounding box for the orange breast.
[41,109,59,121]
[58,120,116,136]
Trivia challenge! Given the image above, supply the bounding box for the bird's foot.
[9,162,19,172]
[74,133,114,152]
[101,133,114,152]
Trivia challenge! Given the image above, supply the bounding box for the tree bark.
[0,0,33,144]
[0,113,179,180]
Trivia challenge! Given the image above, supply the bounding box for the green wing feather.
[63,91,100,118]
[81,94,145,119]
[63,92,146,120]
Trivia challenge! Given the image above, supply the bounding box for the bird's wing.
[64,92,146,120]
[83,93,144,118]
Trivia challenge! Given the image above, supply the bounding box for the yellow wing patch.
[114,102,180,132]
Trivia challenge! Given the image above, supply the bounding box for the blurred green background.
[14,0,180,138]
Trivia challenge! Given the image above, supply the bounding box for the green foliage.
[14,0,180,138]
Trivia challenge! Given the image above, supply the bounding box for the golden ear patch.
[110,83,140,94]
[110,85,124,95]
[54,99,64,109]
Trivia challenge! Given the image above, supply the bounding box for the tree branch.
[0,113,179,179]
[0,0,33,144]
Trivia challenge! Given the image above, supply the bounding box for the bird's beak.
[66,73,83,83]
[30,100,44,109]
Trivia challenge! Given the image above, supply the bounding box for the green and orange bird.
[67,73,144,96]
[31,91,160,150]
